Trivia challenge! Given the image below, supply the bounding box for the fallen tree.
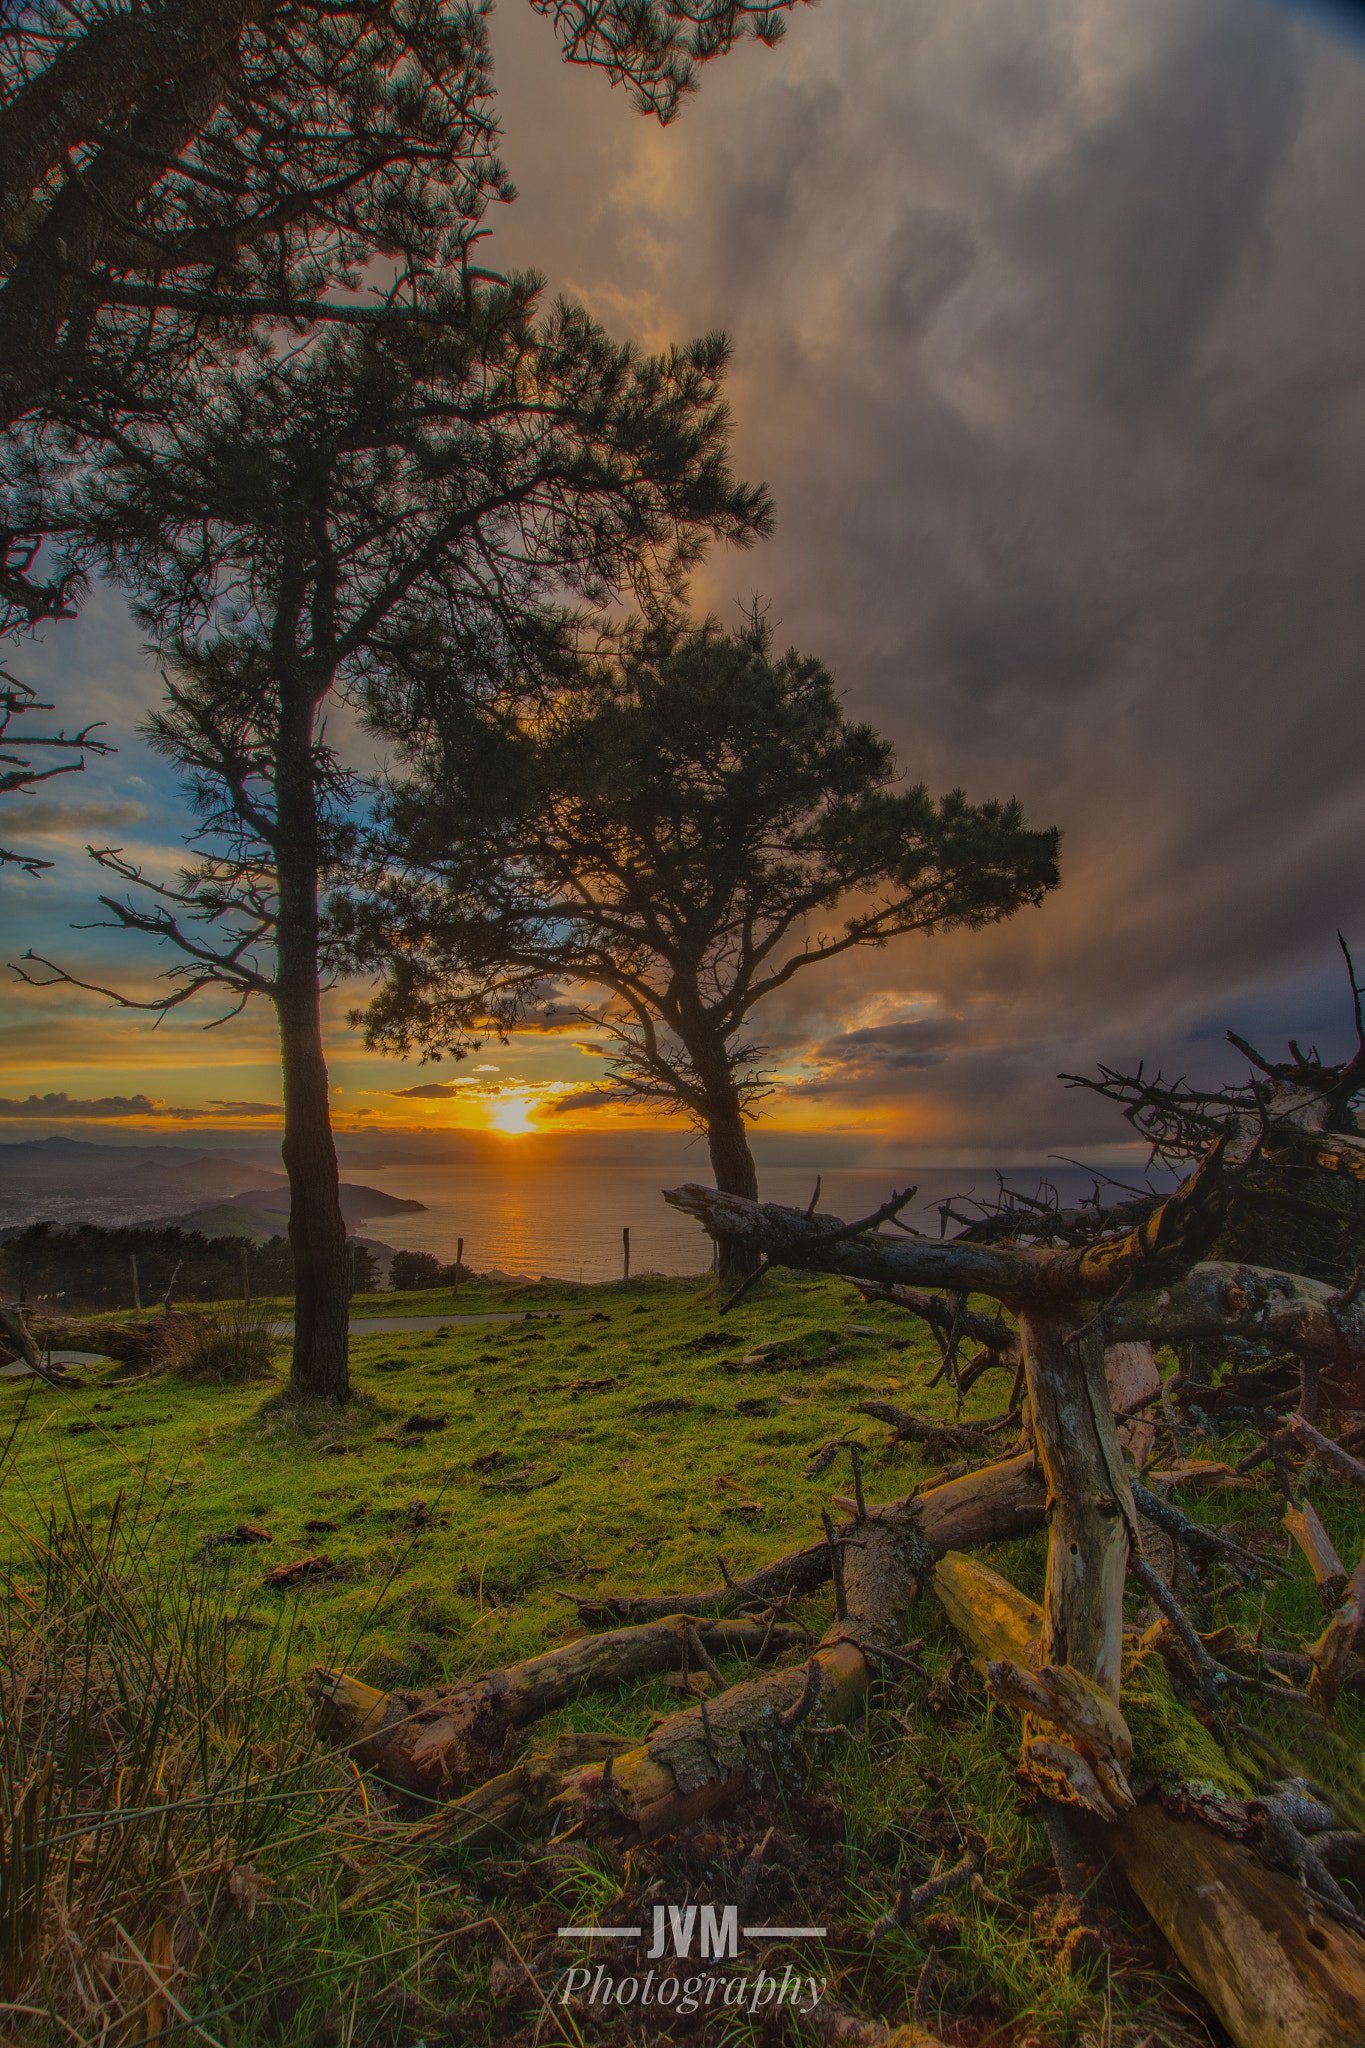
[657,1129,1365,2048]
[311,1451,1048,1808]
[302,1043,1365,2048]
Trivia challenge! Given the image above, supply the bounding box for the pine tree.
[0,0,799,628]
[16,296,769,1396]
[349,617,1062,1278]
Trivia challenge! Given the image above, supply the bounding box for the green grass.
[13,1273,967,1691]
[3,1273,1361,2046]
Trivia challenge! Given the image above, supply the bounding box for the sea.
[352,1151,1174,1282]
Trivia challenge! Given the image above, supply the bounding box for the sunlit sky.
[5,0,1365,1170]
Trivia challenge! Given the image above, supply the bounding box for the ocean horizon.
[354,1152,1175,1282]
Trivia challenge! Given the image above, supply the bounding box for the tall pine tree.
[17,294,769,1395]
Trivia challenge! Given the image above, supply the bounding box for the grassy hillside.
[8,1272,968,1687]
[3,1272,1360,2048]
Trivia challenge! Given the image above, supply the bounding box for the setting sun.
[486,1094,536,1136]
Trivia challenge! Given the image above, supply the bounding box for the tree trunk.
[1020,1316,1135,1698]
[704,1097,761,1281]
[275,683,350,1403]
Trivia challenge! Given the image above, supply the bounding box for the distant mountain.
[0,1135,284,1231]
[224,1183,425,1221]
[0,1137,422,1237]
[180,1185,425,1239]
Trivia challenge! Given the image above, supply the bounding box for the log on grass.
[575,1452,1047,1627]
[575,1538,836,1629]
[933,1549,1365,2048]
[426,1733,638,1844]
[1113,1803,1365,2048]
[1285,1500,1348,1613]
[552,1504,926,1843]
[22,1310,200,1369]
[308,1614,805,1800]
[853,1402,1007,1456]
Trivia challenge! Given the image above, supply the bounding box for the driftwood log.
[312,1454,1049,1807]
[550,1501,925,1842]
[377,1502,933,1848]
[662,1166,1365,1373]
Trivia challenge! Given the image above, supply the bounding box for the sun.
[487,1095,536,1136]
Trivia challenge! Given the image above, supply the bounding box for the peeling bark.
[1113,1804,1365,2048]
[1021,1319,1137,1701]
[933,1539,1365,2048]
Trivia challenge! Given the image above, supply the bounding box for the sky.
[4,0,1365,1175]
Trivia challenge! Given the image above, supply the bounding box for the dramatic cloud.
[3,0,1364,1163]
[0,1092,172,1119]
[390,1082,471,1100]
[811,1019,959,1075]
[544,1086,630,1116]
[477,0,1365,1152]
[5,801,149,836]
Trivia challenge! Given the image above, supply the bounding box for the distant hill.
[224,1183,425,1221]
[0,1137,423,1238]
[182,1185,425,1240]
[0,1135,285,1231]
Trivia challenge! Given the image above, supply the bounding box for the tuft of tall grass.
[168,1299,279,1385]
[0,1472,363,2044]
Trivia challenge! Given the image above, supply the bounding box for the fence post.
[130,1253,141,1311]
[622,1226,630,1283]
[455,1237,463,1299]
[240,1246,251,1303]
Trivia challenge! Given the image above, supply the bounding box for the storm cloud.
[477,0,1365,1151]
[4,0,1365,1163]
